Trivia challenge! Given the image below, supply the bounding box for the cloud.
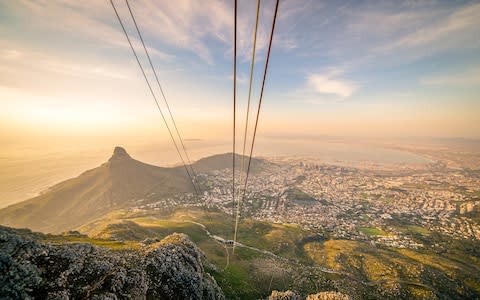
[282,70,358,105]
[0,0,308,67]
[380,2,480,53]
[307,74,357,98]
[420,69,480,86]
[1,0,175,62]
[271,1,480,74]
[0,40,130,81]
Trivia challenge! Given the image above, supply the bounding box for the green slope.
[76,207,480,299]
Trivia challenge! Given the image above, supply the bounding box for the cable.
[235,0,261,231]
[233,0,279,251]
[124,0,201,196]
[109,0,199,198]
[232,0,237,228]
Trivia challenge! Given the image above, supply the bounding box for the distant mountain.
[192,152,270,173]
[0,147,193,233]
[0,148,269,234]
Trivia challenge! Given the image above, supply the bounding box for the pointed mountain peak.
[109,146,131,162]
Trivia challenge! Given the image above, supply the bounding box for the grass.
[409,286,435,299]
[362,253,396,280]
[42,235,139,250]
[132,218,208,243]
[211,262,262,300]
[302,237,480,297]
[397,249,459,276]
[401,183,430,190]
[304,240,359,270]
[406,225,430,235]
[465,278,480,293]
[395,225,430,235]
[75,208,317,298]
[379,196,394,202]
[358,227,388,236]
[286,187,316,205]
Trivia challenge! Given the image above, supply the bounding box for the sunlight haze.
[1,0,479,144]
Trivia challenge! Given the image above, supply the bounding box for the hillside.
[0,225,224,299]
[0,147,193,233]
[0,148,269,234]
[73,207,480,299]
[192,152,270,174]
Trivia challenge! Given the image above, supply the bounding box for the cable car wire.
[109,0,199,198]
[233,0,279,251]
[124,0,202,195]
[232,0,237,226]
[234,0,261,252]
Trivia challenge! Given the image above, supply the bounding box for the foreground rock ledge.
[268,290,351,300]
[0,226,224,300]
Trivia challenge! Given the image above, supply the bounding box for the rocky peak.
[109,146,131,162]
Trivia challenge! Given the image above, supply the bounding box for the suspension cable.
[233,0,279,251]
[109,0,199,198]
[232,0,237,225]
[124,0,201,196]
[234,0,261,250]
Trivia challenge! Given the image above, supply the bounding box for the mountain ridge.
[0,147,267,234]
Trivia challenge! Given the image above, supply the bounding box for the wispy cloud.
[379,2,480,54]
[307,73,357,98]
[2,0,173,61]
[273,1,480,72]
[420,69,480,86]
[2,0,299,65]
[0,42,130,80]
[283,70,358,105]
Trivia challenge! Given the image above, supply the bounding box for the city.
[141,155,480,250]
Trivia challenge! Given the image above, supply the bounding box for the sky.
[1,0,480,151]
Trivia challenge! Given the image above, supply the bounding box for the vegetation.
[73,207,480,299]
[398,225,430,235]
[358,227,388,236]
[42,235,140,250]
[286,188,317,206]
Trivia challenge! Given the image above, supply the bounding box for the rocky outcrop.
[0,226,224,299]
[108,146,132,162]
[268,291,350,300]
[268,290,302,300]
[306,291,350,300]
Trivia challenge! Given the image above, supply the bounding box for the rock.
[268,290,302,300]
[0,226,224,300]
[140,238,160,245]
[268,290,351,300]
[306,291,350,300]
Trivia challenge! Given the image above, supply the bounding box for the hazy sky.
[1,0,480,147]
